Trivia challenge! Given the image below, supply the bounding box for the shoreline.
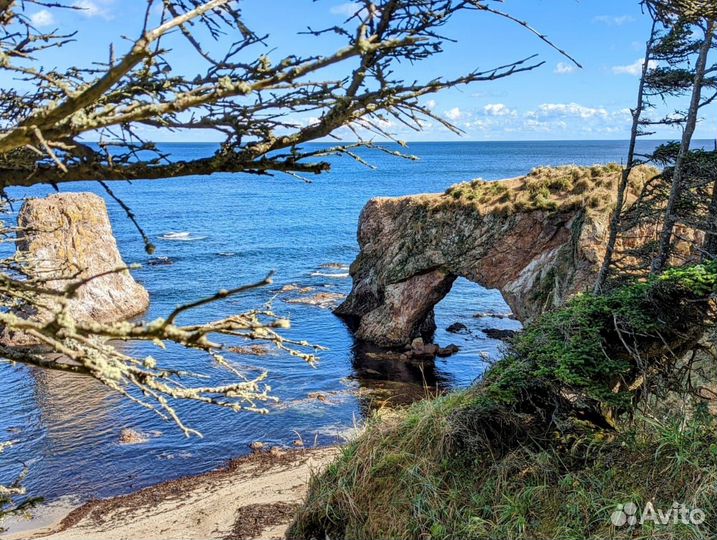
[3,447,339,540]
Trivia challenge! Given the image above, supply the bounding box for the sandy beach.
[4,448,338,540]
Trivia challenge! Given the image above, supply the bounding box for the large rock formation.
[336,164,693,347]
[2,192,149,344]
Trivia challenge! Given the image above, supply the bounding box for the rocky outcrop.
[336,164,692,347]
[2,193,149,344]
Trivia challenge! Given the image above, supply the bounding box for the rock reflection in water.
[348,341,450,415]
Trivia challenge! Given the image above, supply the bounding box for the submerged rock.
[280,283,314,294]
[483,328,518,341]
[228,344,272,356]
[147,256,174,266]
[437,344,460,357]
[446,322,469,334]
[250,441,265,452]
[285,292,346,309]
[473,311,515,320]
[2,193,149,345]
[119,428,149,445]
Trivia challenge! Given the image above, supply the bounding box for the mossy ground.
[443,163,657,214]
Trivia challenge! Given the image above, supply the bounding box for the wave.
[159,232,207,241]
[311,271,349,279]
[320,262,350,270]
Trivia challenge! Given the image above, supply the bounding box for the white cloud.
[593,15,634,26]
[534,103,609,119]
[612,58,658,76]
[463,119,490,130]
[554,62,576,75]
[444,107,462,121]
[330,2,359,16]
[425,99,436,111]
[523,119,569,133]
[30,9,55,27]
[72,0,114,20]
[483,103,516,117]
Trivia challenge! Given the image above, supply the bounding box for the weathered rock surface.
[336,164,693,347]
[446,322,469,334]
[483,328,518,341]
[2,193,149,344]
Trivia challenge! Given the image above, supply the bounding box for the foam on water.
[159,231,208,241]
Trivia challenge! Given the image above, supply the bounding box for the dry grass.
[444,163,658,214]
[289,389,717,540]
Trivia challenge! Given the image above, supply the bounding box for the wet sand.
[5,448,339,540]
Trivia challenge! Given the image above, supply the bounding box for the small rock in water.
[437,344,460,357]
[249,441,265,452]
[280,283,314,293]
[119,428,148,445]
[479,351,491,360]
[270,446,286,456]
[285,292,345,309]
[292,439,304,447]
[228,345,272,356]
[147,256,173,266]
[409,340,439,360]
[483,328,518,340]
[308,392,328,402]
[473,311,515,320]
[446,322,469,334]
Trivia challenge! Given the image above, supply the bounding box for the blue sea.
[0,140,703,525]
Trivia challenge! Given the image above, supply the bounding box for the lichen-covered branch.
[0,0,557,187]
[0,262,323,436]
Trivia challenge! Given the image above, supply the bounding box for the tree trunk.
[652,20,715,274]
[703,155,717,260]
[594,19,658,293]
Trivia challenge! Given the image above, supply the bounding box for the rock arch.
[335,165,678,348]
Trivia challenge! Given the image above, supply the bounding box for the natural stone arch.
[335,165,695,348]
[335,198,591,347]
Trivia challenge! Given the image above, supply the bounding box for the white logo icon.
[611,502,705,527]
[611,502,639,526]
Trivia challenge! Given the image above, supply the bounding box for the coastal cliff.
[1,192,149,345]
[336,164,665,347]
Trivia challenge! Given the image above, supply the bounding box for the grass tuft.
[442,164,657,215]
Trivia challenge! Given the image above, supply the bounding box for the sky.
[16,0,717,142]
